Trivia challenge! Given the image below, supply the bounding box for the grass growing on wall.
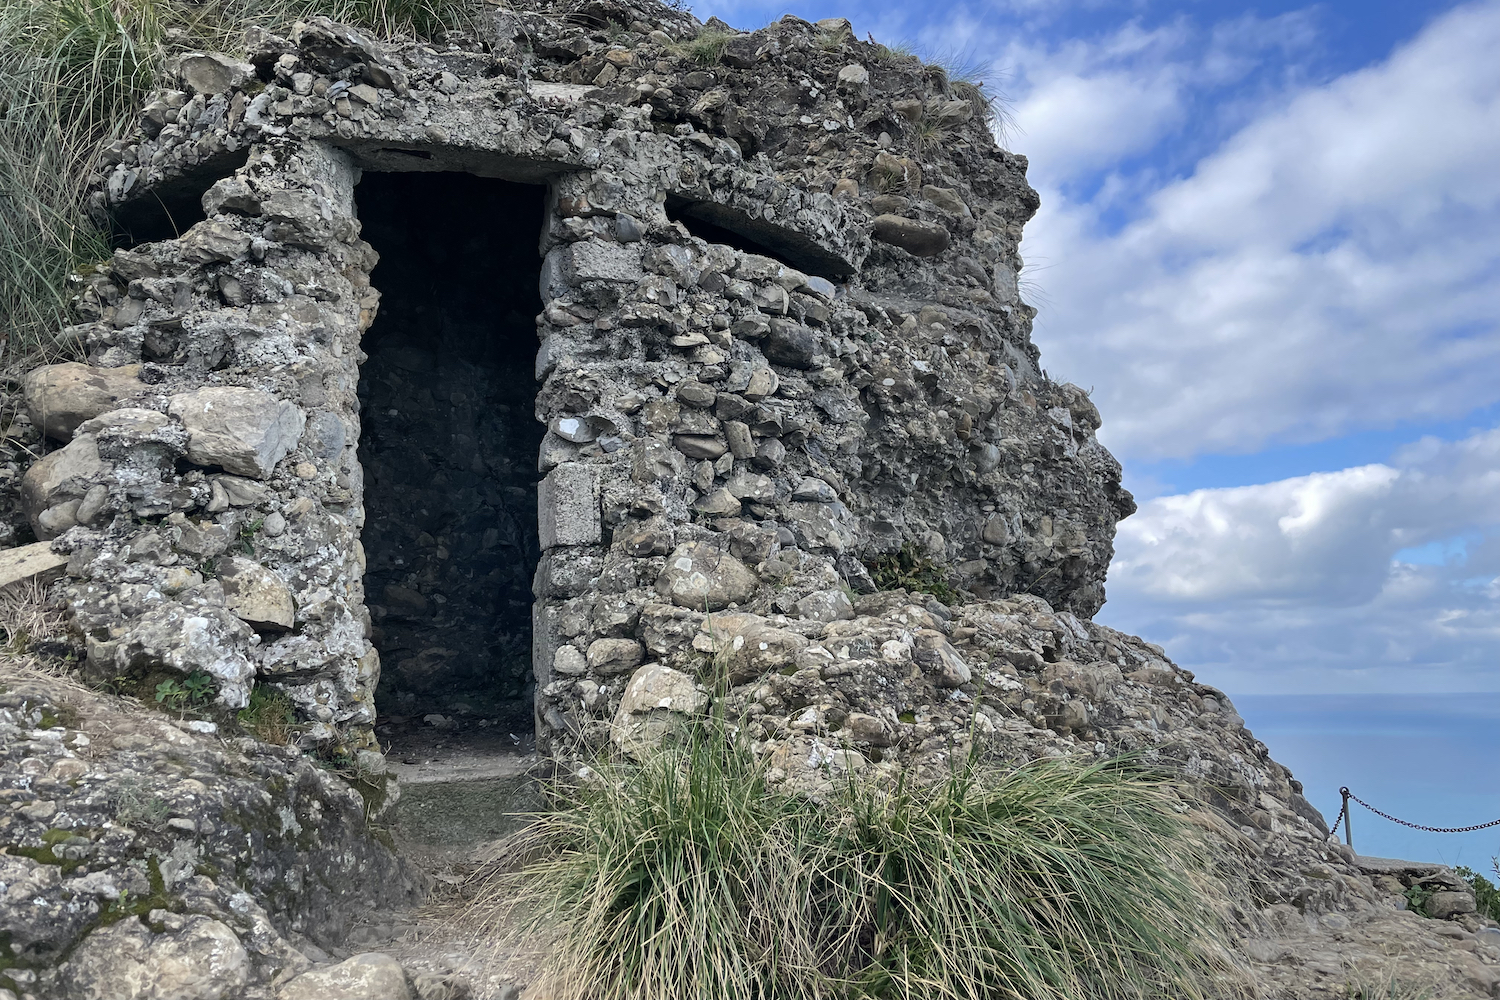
[0,0,475,362]
[470,719,1231,1000]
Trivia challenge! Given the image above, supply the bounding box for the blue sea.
[1233,694,1500,871]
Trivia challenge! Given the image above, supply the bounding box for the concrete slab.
[0,541,68,591]
[393,752,542,847]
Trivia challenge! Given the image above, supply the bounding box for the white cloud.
[1018,0,1500,461]
[1006,47,1188,174]
[1104,427,1500,692]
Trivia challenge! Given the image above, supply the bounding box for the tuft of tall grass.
[925,51,1013,141]
[0,0,475,362]
[668,28,733,66]
[470,718,1231,1000]
[0,0,163,360]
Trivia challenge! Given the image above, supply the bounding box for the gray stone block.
[538,462,601,548]
[563,240,644,284]
[168,386,305,479]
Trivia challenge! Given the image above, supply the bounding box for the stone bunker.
[15,12,1138,772]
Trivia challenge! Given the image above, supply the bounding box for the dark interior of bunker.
[354,171,545,750]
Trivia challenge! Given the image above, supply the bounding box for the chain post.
[1340,787,1352,849]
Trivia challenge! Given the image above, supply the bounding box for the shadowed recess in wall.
[109,149,250,247]
[355,171,545,728]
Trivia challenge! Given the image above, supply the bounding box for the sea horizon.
[1230,692,1500,871]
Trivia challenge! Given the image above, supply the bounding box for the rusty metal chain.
[1341,786,1500,835]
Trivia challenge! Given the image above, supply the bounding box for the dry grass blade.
[0,577,71,670]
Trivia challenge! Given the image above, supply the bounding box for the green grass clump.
[1341,973,1435,1000]
[473,720,1227,1000]
[236,682,298,744]
[0,0,475,361]
[865,543,959,605]
[112,776,171,831]
[669,28,733,66]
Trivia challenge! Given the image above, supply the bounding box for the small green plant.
[472,718,1226,1000]
[236,516,264,555]
[1403,881,1435,917]
[865,543,959,605]
[1458,864,1500,922]
[912,110,954,155]
[236,684,298,745]
[154,670,215,709]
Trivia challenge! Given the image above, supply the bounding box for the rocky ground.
[7,607,1500,998]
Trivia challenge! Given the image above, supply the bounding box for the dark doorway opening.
[355,171,545,754]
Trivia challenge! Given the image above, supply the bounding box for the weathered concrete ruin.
[2,3,1497,998]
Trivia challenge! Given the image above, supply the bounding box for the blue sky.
[696,0,1500,697]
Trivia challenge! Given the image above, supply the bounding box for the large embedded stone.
[932,98,974,124]
[762,321,819,369]
[656,542,758,610]
[562,240,644,284]
[175,52,254,95]
[698,616,809,684]
[766,735,866,796]
[303,410,347,463]
[21,434,106,539]
[612,663,707,753]
[795,589,855,623]
[673,434,727,460]
[872,215,951,257]
[24,362,145,441]
[101,604,257,707]
[742,367,779,401]
[168,387,305,479]
[218,556,296,631]
[693,488,742,516]
[59,915,250,1000]
[913,629,972,688]
[837,63,870,89]
[791,477,837,503]
[783,500,855,553]
[922,184,970,216]
[1426,890,1477,920]
[587,637,645,675]
[279,952,413,1000]
[982,515,1010,545]
[725,471,776,501]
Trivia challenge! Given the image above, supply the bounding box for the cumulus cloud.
[1018,0,1500,461]
[1103,427,1500,692]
